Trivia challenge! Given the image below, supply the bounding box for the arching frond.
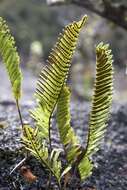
[31,16,88,141]
[57,85,81,163]
[78,42,113,180]
[0,17,22,100]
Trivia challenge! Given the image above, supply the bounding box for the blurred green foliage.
[0,0,127,69]
[0,0,62,57]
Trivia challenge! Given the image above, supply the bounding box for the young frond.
[87,42,113,156]
[0,17,22,100]
[57,85,81,163]
[77,42,113,180]
[31,16,88,141]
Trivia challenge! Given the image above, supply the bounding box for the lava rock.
[0,101,127,190]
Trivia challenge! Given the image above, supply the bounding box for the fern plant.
[0,16,113,189]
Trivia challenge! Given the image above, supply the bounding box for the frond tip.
[35,15,88,111]
[0,17,22,99]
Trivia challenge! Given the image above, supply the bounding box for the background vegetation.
[0,0,127,102]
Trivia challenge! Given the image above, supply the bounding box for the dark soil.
[0,101,127,190]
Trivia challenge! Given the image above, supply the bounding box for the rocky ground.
[0,100,127,190]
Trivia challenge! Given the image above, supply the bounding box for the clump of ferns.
[0,15,113,189]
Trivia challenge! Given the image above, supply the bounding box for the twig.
[10,157,27,175]
[47,0,127,30]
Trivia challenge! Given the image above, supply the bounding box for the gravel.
[0,100,127,190]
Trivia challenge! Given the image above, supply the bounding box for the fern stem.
[58,181,62,190]
[16,99,24,129]
[49,117,52,152]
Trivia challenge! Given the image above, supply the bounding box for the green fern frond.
[31,16,88,141]
[0,17,22,100]
[22,125,62,184]
[77,42,113,180]
[56,86,93,180]
[57,85,81,163]
[87,42,113,156]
